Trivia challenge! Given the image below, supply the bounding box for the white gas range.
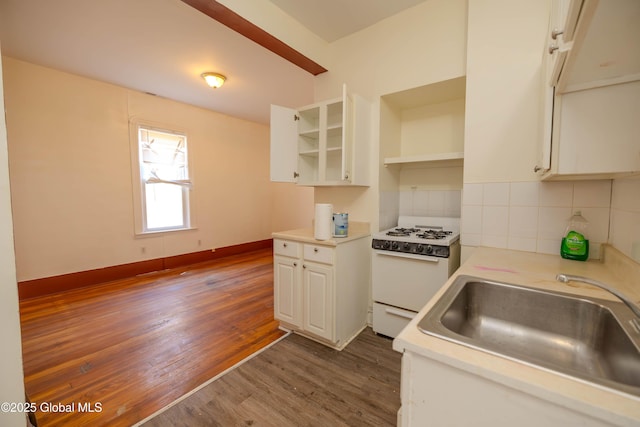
[371,216,461,338]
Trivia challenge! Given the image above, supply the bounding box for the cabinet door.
[273,255,302,328]
[302,262,334,341]
[270,105,298,182]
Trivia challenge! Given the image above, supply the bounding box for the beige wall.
[3,57,313,282]
[0,51,26,427]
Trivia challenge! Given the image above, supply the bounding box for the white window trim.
[129,118,197,236]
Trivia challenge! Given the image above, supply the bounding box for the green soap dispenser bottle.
[560,211,589,261]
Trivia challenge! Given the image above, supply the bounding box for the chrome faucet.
[556,274,640,322]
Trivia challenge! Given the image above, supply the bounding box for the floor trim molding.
[18,239,273,300]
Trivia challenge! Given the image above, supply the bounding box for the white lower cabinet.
[400,351,624,427]
[302,261,333,341]
[273,236,369,350]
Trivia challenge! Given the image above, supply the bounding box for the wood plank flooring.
[20,248,285,426]
[142,328,401,427]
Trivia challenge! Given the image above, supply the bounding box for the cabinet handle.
[548,44,559,54]
[533,165,542,173]
[293,171,299,178]
[551,28,563,40]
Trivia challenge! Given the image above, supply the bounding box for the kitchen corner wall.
[611,177,640,262]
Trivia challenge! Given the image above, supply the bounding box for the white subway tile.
[483,183,510,206]
[537,238,561,255]
[482,206,509,236]
[413,190,429,216]
[463,183,483,205]
[510,182,540,207]
[577,207,610,243]
[538,207,571,240]
[539,182,573,207]
[444,190,462,217]
[508,237,537,252]
[461,232,481,247]
[399,191,413,215]
[509,206,538,238]
[462,205,482,234]
[481,234,508,249]
[428,191,445,215]
[611,178,640,212]
[573,180,612,208]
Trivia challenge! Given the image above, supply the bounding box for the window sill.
[135,226,198,238]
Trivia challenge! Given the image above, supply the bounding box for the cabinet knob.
[293,262,297,267]
[303,264,306,269]
[293,171,299,178]
[314,248,318,253]
[283,243,287,247]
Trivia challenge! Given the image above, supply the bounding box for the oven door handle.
[385,307,416,320]
[373,249,440,262]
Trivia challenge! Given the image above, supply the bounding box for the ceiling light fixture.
[201,72,226,89]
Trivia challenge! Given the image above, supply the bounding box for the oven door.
[372,249,450,312]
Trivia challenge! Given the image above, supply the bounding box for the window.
[132,122,193,233]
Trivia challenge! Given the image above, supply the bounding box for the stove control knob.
[417,244,424,252]
[391,241,399,250]
[383,241,390,249]
[403,242,410,251]
[425,245,433,254]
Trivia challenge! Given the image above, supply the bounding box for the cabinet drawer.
[273,239,300,258]
[303,244,333,264]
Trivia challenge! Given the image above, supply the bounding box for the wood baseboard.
[18,239,273,300]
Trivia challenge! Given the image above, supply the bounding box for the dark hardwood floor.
[142,328,401,427]
[20,248,285,426]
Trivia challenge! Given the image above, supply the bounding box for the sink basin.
[418,275,640,397]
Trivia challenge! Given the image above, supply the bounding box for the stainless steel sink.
[417,275,640,397]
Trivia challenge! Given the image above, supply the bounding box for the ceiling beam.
[180,0,328,76]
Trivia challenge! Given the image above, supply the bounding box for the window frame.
[129,119,196,235]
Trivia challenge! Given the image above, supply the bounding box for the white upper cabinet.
[553,0,640,93]
[537,0,640,180]
[270,85,371,187]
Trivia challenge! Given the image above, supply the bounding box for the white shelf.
[384,151,464,167]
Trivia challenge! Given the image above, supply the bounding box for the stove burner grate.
[386,227,420,236]
[416,229,453,240]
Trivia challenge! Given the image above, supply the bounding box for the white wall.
[0,51,27,427]
[3,57,313,282]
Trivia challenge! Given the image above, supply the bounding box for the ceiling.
[0,0,426,124]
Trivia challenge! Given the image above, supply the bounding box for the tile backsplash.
[461,180,613,259]
[380,177,639,263]
[399,189,462,218]
[610,177,640,262]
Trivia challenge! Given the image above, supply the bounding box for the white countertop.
[272,221,370,246]
[393,246,640,426]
